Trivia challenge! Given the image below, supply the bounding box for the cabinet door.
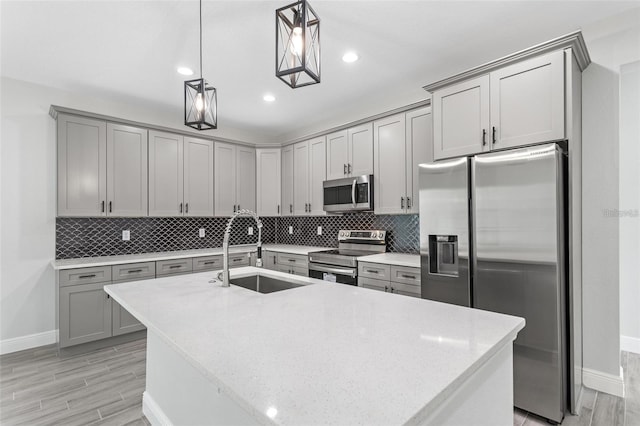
[149,131,184,216]
[236,146,256,212]
[184,137,214,217]
[348,123,373,176]
[106,123,148,217]
[112,301,145,336]
[374,113,407,214]
[293,141,309,215]
[57,115,107,217]
[256,149,281,216]
[262,251,278,270]
[490,50,564,150]
[308,136,326,215]
[432,75,490,160]
[326,129,348,179]
[281,146,294,216]
[406,107,433,214]
[214,142,237,216]
[59,282,112,348]
[358,276,389,293]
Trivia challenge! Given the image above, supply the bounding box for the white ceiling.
[1,1,638,144]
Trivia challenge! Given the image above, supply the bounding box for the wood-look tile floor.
[0,339,149,425]
[1,338,638,426]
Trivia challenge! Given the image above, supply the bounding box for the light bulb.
[290,26,303,56]
[195,93,204,111]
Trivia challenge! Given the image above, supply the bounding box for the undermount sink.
[230,274,304,294]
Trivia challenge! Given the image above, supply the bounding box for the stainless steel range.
[308,230,387,285]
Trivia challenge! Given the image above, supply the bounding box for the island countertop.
[105,267,524,425]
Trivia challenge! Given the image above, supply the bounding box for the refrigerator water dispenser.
[429,235,458,276]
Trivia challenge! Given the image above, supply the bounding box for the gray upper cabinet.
[256,149,281,216]
[406,107,433,214]
[149,131,184,216]
[308,136,326,215]
[432,75,490,160]
[293,141,310,216]
[489,50,564,150]
[57,114,107,217]
[281,145,294,216]
[236,146,256,213]
[326,124,373,179]
[184,137,214,216]
[106,123,148,217]
[374,107,432,215]
[214,142,255,216]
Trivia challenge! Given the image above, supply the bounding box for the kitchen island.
[105,267,524,425]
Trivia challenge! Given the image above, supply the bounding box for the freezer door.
[472,143,566,423]
[419,158,471,307]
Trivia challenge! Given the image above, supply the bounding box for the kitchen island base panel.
[142,329,515,426]
[144,330,260,426]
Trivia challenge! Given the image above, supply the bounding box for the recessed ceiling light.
[177,67,194,76]
[263,94,276,102]
[342,52,359,63]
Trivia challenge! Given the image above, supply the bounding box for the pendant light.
[184,0,217,130]
[275,0,320,88]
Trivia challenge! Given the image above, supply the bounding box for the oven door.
[308,262,358,286]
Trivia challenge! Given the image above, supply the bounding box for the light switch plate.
[288,226,293,234]
[199,228,205,238]
[317,226,322,235]
[248,226,253,236]
[122,230,130,241]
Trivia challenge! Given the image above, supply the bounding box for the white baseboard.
[583,367,625,398]
[143,391,173,426]
[0,330,57,355]
[621,335,640,354]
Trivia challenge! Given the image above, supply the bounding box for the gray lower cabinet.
[262,250,278,270]
[59,282,112,348]
[228,253,251,268]
[193,255,223,271]
[156,258,193,276]
[112,300,144,337]
[277,264,308,276]
[263,252,309,276]
[358,262,421,298]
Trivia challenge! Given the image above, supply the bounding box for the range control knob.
[378,232,384,239]
[339,231,345,237]
[370,232,376,238]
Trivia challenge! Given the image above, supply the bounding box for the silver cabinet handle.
[179,203,183,213]
[169,265,182,269]
[492,126,497,144]
[366,269,379,274]
[277,205,280,214]
[406,197,411,209]
[233,204,236,213]
[348,163,352,174]
[290,204,292,213]
[185,203,189,214]
[401,274,416,279]
[101,201,105,213]
[351,179,357,208]
[401,197,404,209]
[203,261,217,265]
[79,274,96,279]
[238,204,240,210]
[232,258,242,262]
[288,259,296,262]
[127,269,143,274]
[344,164,347,175]
[308,203,311,211]
[109,201,112,213]
[482,129,487,146]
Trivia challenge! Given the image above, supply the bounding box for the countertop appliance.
[419,143,572,424]
[322,175,374,213]
[308,230,386,285]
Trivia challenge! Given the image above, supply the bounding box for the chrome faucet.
[219,209,262,287]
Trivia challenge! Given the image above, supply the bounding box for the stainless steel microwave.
[322,175,374,213]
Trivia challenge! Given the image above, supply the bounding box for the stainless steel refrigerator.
[419,143,570,424]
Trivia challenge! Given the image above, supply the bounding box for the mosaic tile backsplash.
[56,213,419,259]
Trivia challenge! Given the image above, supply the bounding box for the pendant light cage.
[185,78,217,130]
[184,0,217,130]
[275,0,320,88]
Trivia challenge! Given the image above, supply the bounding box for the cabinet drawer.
[358,262,391,280]
[389,281,421,298]
[277,264,308,276]
[358,276,389,293]
[112,262,156,282]
[228,253,250,268]
[193,255,223,272]
[59,266,112,287]
[390,266,421,286]
[156,258,193,276]
[276,253,308,268]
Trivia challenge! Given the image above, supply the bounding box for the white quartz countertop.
[105,267,524,425]
[357,252,420,268]
[50,244,330,270]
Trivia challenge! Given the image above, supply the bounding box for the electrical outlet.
[248,226,253,236]
[317,226,322,235]
[199,228,205,238]
[288,226,294,234]
[122,230,130,241]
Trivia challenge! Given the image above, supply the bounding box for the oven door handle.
[351,178,357,208]
[309,263,357,278]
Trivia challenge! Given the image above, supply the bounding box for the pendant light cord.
[199,0,203,79]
